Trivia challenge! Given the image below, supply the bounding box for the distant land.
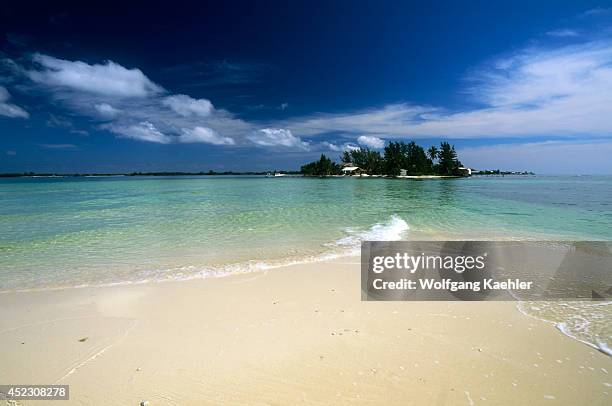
[473,170,535,176]
[0,169,534,178]
[0,171,298,177]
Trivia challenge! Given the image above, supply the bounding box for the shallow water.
[1,175,611,289]
[1,175,611,351]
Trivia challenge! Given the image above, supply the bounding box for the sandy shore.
[0,257,610,405]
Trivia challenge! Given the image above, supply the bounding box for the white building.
[458,167,472,176]
[341,166,362,176]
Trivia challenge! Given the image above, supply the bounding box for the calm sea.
[1,175,610,352]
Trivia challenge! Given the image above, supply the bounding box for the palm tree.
[427,146,438,162]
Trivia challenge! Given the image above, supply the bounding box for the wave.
[332,214,410,250]
[517,300,612,357]
[1,215,411,293]
[122,214,410,285]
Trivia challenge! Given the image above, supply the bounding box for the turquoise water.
[1,175,611,290]
[1,175,611,353]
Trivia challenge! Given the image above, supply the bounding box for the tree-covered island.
[300,141,463,177]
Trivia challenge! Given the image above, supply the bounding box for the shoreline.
[1,257,609,405]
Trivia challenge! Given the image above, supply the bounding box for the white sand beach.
[0,256,609,405]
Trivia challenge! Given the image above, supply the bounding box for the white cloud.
[357,135,385,148]
[94,103,120,118]
[247,128,310,150]
[103,122,236,146]
[278,104,431,138]
[0,86,29,118]
[279,40,612,139]
[321,141,342,151]
[10,36,612,165]
[546,29,579,37]
[320,141,364,152]
[344,144,360,151]
[162,94,213,117]
[9,54,255,146]
[180,127,235,145]
[105,121,171,144]
[28,54,163,97]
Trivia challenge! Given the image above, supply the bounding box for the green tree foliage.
[404,141,431,175]
[437,141,462,175]
[300,154,341,176]
[383,141,433,175]
[383,141,408,176]
[342,148,383,175]
[427,146,438,162]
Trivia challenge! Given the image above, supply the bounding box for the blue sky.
[1,1,612,173]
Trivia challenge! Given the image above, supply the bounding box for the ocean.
[1,175,610,352]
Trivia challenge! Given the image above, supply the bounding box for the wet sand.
[0,257,610,405]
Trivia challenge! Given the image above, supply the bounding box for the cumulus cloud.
[94,103,120,118]
[179,127,235,145]
[357,135,385,148]
[247,128,310,150]
[104,121,171,144]
[0,86,29,118]
[28,54,163,97]
[3,54,260,146]
[320,141,367,152]
[103,122,236,146]
[162,94,213,117]
[321,141,342,152]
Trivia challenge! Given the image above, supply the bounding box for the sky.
[1,1,612,174]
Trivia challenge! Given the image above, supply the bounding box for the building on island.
[341,164,362,176]
[458,167,472,176]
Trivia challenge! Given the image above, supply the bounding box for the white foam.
[517,302,611,358]
[596,341,612,356]
[555,322,612,356]
[163,215,409,283]
[334,214,409,249]
[361,214,410,241]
